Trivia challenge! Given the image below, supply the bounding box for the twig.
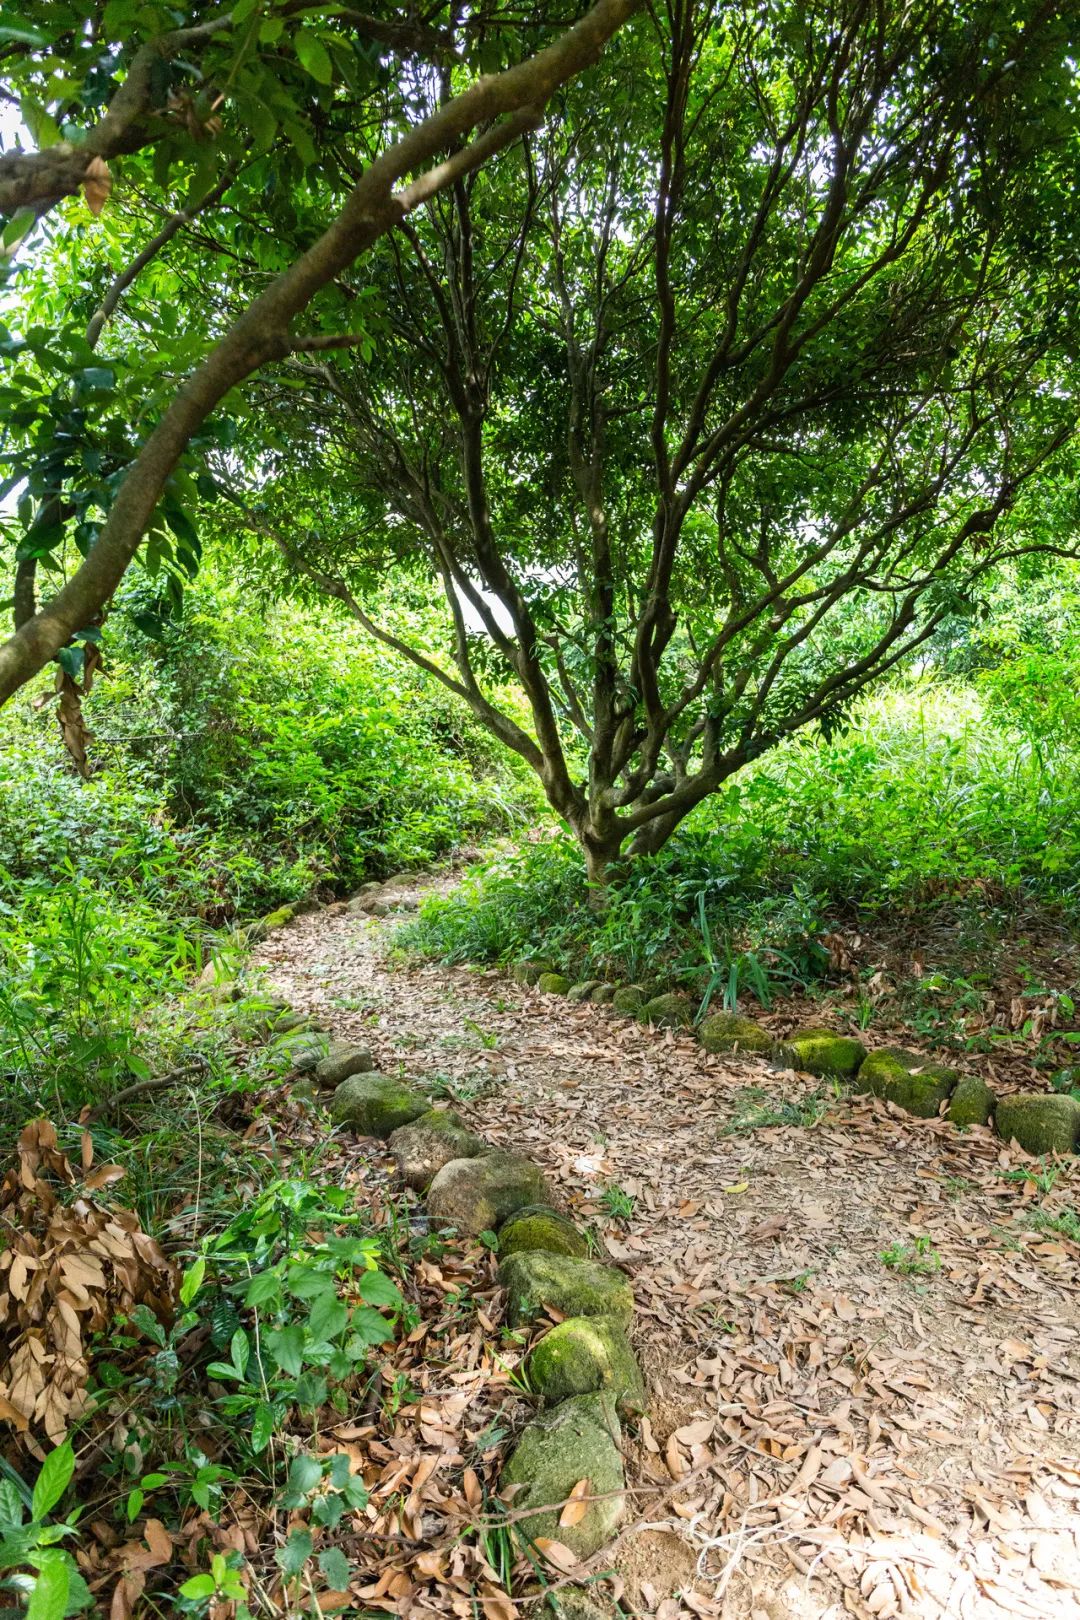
[86,1059,208,1121]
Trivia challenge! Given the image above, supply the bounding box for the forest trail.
[256,878,1080,1620]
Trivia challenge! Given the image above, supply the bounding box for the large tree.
[222,0,1080,882]
[0,0,639,709]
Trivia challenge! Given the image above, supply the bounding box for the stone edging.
[513,963,1080,1160]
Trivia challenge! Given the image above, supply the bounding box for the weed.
[1002,1163,1061,1196]
[722,1087,829,1134]
[427,1069,497,1103]
[462,1017,499,1050]
[1026,1206,1080,1243]
[782,1270,815,1294]
[601,1183,636,1221]
[880,1235,941,1275]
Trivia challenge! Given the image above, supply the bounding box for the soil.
[256,875,1080,1620]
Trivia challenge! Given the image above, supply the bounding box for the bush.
[402,678,1080,1002]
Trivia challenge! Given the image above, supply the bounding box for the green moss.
[314,1041,375,1089]
[499,1207,588,1259]
[262,905,295,932]
[330,1074,428,1137]
[947,1076,995,1128]
[590,984,617,1004]
[427,1152,552,1235]
[510,960,551,986]
[538,973,572,995]
[526,1315,645,1415]
[276,1029,331,1072]
[610,985,647,1014]
[499,1251,633,1327]
[639,992,691,1028]
[784,1026,866,1078]
[568,980,603,1002]
[994,1093,1080,1156]
[698,1012,773,1054]
[501,1392,625,1558]
[388,1109,488,1191]
[856,1050,957,1118]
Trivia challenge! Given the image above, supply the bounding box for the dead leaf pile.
[0,1118,177,1453]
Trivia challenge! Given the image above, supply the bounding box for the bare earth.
[256,879,1080,1620]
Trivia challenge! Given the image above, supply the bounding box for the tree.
[0,0,639,709]
[221,0,1080,883]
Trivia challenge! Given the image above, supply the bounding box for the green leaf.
[244,1271,281,1307]
[358,1270,402,1310]
[178,1574,217,1600]
[0,1478,24,1530]
[277,1527,313,1578]
[266,1322,305,1376]
[32,1444,74,1522]
[26,1554,69,1620]
[307,1292,348,1341]
[286,1454,323,1497]
[179,1257,205,1306]
[318,1547,351,1589]
[295,29,333,84]
[349,1307,394,1345]
[250,1402,276,1453]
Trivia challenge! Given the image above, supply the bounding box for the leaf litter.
[248,886,1080,1619]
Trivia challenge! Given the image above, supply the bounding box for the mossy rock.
[610,985,647,1015]
[427,1152,552,1235]
[590,984,617,1004]
[499,1206,588,1260]
[331,1075,428,1137]
[547,1591,613,1620]
[639,992,692,1029]
[526,1315,646,1415]
[994,1093,1080,1156]
[276,1029,331,1073]
[314,1041,375,1089]
[698,1012,774,1054]
[538,973,572,996]
[501,1392,625,1558]
[388,1109,489,1191]
[784,1027,867,1078]
[856,1050,957,1118]
[499,1251,633,1328]
[948,1075,996,1128]
[568,980,603,1003]
[510,960,552,986]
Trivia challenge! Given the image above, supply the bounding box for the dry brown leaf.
[532,1538,582,1573]
[558,1477,591,1528]
[83,156,112,216]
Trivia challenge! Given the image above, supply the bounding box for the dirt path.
[256,880,1080,1620]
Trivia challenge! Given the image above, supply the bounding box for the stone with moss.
[501,1392,625,1558]
[856,1049,957,1118]
[500,1251,633,1328]
[568,980,603,1003]
[547,1591,613,1620]
[510,960,552,986]
[277,1028,331,1073]
[994,1093,1080,1156]
[526,1315,646,1415]
[784,1026,867,1078]
[947,1075,996,1128]
[698,1012,774,1054]
[590,984,618,1004]
[611,985,647,1015]
[538,973,572,995]
[331,1074,428,1137]
[427,1152,552,1235]
[639,992,692,1029]
[499,1206,589,1259]
[388,1109,489,1191]
[314,1041,375,1089]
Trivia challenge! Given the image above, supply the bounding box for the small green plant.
[782,1269,815,1294]
[0,1442,92,1617]
[1027,1206,1080,1243]
[880,1235,941,1275]
[723,1087,829,1134]
[600,1183,635,1221]
[462,1017,499,1050]
[1002,1163,1061,1197]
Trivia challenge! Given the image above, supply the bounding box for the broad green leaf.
[32,1445,74,1522]
[277,1526,313,1577]
[26,1554,69,1620]
[318,1547,351,1589]
[295,29,332,84]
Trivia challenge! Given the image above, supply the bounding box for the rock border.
[520,965,1080,1159]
